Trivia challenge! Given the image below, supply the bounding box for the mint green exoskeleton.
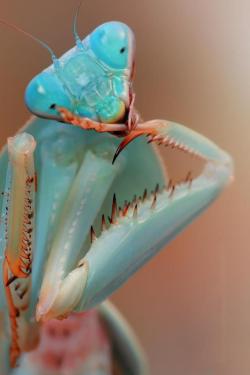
[0,7,233,373]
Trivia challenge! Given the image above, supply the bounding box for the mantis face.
[25,22,135,124]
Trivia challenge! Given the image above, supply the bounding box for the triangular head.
[25,22,136,124]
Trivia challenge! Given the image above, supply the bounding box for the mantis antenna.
[73,0,85,49]
[0,18,58,66]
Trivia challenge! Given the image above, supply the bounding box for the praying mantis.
[0,3,233,374]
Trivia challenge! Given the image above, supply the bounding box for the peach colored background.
[0,1,248,374]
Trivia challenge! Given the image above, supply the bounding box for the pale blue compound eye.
[89,22,135,70]
[25,71,72,118]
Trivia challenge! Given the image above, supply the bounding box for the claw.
[112,130,148,164]
[77,155,232,311]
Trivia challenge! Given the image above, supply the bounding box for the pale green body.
[0,19,233,375]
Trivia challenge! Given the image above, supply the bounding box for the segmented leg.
[51,106,231,166]
[127,93,140,131]
[52,105,127,133]
[2,133,37,367]
[52,105,150,163]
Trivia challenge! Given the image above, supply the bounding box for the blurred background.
[0,1,248,374]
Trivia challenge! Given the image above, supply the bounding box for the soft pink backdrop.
[0,1,248,374]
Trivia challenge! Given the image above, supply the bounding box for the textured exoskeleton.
[0,16,233,374]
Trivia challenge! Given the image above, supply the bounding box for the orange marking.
[3,259,21,367]
[5,254,29,279]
